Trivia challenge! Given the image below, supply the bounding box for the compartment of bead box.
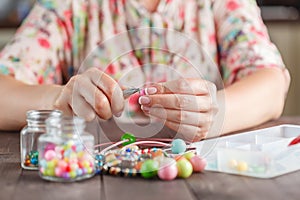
[193,124,300,178]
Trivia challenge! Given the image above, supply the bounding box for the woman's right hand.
[53,68,124,121]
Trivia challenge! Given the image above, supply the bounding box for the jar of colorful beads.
[21,110,62,170]
[38,116,95,182]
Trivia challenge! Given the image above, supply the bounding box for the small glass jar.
[21,110,62,170]
[38,116,95,182]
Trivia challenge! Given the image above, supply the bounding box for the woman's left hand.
[138,78,218,142]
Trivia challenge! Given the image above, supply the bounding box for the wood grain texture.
[103,175,196,200]
[12,171,103,200]
[0,133,22,200]
[1,117,300,200]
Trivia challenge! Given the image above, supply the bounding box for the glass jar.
[21,110,62,170]
[38,116,95,182]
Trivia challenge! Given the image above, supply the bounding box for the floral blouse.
[0,0,285,88]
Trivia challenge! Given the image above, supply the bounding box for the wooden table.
[1,116,300,200]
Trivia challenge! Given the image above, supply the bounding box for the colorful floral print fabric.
[0,0,285,87]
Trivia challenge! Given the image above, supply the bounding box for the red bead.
[66,165,71,172]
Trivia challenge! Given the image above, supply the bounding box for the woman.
[0,0,290,141]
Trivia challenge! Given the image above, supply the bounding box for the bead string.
[98,139,129,155]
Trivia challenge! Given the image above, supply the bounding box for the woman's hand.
[138,78,218,141]
[53,68,124,121]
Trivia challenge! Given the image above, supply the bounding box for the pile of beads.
[39,141,95,181]
[24,150,39,167]
[95,133,207,181]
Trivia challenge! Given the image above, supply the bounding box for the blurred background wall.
[0,0,299,116]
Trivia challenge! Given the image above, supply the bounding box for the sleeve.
[0,0,73,84]
[213,0,286,86]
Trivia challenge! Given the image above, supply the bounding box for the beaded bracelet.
[94,132,207,181]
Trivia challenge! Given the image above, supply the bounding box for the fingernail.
[141,105,150,112]
[138,96,151,105]
[145,87,157,95]
[115,112,122,117]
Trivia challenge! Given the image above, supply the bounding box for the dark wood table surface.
[1,116,300,200]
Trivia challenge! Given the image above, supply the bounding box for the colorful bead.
[229,159,238,169]
[158,158,178,181]
[236,161,248,172]
[121,133,136,146]
[151,149,164,158]
[39,140,95,181]
[252,165,266,173]
[140,159,159,179]
[92,137,207,181]
[176,158,193,178]
[190,155,206,172]
[122,168,137,177]
[24,150,39,167]
[109,167,121,176]
[171,139,187,154]
[183,152,195,161]
[44,150,56,161]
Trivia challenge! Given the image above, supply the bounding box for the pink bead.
[44,150,56,161]
[190,155,207,172]
[40,167,45,174]
[158,158,178,181]
[57,160,68,171]
[55,167,63,177]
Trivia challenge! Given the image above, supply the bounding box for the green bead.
[177,158,193,178]
[45,168,55,177]
[121,133,136,146]
[171,139,187,154]
[47,161,56,169]
[183,152,195,161]
[140,160,159,179]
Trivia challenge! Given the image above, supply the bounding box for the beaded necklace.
[94,132,207,180]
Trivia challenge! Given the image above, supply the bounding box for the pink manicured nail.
[145,87,157,95]
[138,96,151,105]
[141,106,150,112]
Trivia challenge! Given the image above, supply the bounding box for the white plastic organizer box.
[193,124,300,178]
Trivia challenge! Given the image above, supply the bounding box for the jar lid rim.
[26,110,62,121]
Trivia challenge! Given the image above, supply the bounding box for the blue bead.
[171,139,187,154]
[39,159,47,168]
[77,169,83,176]
[95,154,104,161]
[95,169,102,175]
[30,157,38,165]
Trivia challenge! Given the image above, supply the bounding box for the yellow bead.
[70,171,77,178]
[77,152,84,158]
[47,161,56,169]
[82,160,90,168]
[229,159,238,169]
[46,168,55,177]
[237,161,248,172]
[70,152,77,160]
[183,152,195,161]
[87,167,93,174]
[52,158,59,166]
